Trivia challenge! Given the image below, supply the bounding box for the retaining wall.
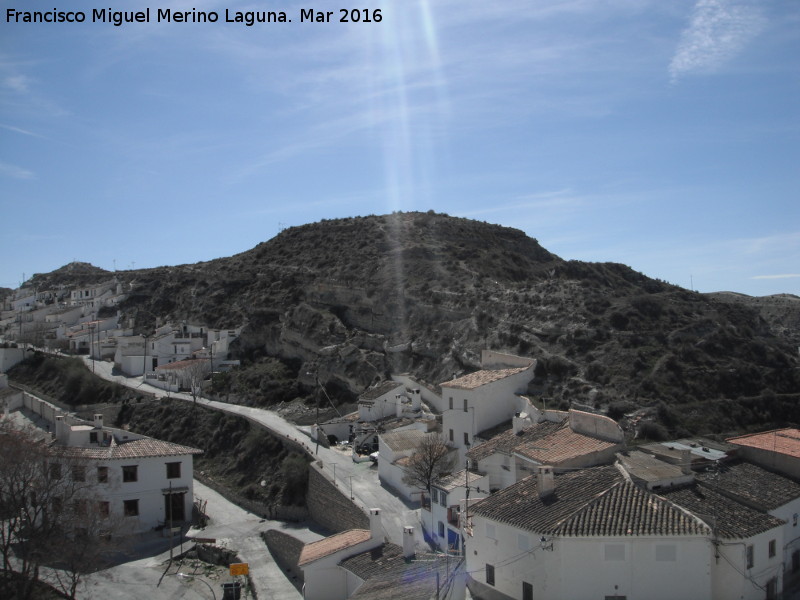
[306,461,368,534]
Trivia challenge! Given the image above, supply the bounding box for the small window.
[523,582,533,600]
[71,466,86,482]
[440,492,448,507]
[464,432,470,446]
[769,539,776,558]
[123,499,139,517]
[449,429,454,442]
[122,465,138,483]
[449,397,453,410]
[97,466,108,483]
[604,544,625,561]
[89,432,98,443]
[166,462,181,479]
[432,488,439,503]
[98,501,110,517]
[49,463,61,479]
[463,399,468,413]
[438,521,445,537]
[746,544,754,569]
[486,564,495,586]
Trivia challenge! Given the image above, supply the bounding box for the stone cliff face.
[25,212,800,436]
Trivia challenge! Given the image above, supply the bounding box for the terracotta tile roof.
[660,484,784,539]
[727,429,800,459]
[62,437,202,460]
[298,529,373,566]
[380,430,430,453]
[340,544,453,600]
[466,419,619,466]
[360,381,404,402]
[472,465,709,537]
[696,460,800,511]
[441,367,530,390]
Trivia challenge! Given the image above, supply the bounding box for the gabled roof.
[298,529,373,566]
[728,428,800,459]
[380,429,430,453]
[441,366,530,390]
[340,543,454,600]
[472,465,708,537]
[360,381,404,402]
[660,484,784,539]
[696,460,800,511]
[466,419,619,465]
[62,438,202,460]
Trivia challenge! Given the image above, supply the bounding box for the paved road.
[84,359,425,543]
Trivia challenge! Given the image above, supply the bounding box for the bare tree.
[0,423,87,599]
[402,434,457,492]
[183,359,211,407]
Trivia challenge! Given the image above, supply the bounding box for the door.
[164,492,186,523]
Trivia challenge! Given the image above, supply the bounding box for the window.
[604,544,625,561]
[438,521,445,537]
[655,544,677,562]
[123,499,139,517]
[523,582,533,600]
[792,550,799,573]
[97,466,108,483]
[769,539,776,558]
[98,501,110,517]
[449,429,454,442]
[71,466,86,482]
[89,432,98,443]
[463,399,468,412]
[440,492,448,507]
[486,564,495,586]
[464,432,470,446]
[746,544,754,569]
[449,397,453,410]
[49,463,61,479]
[794,513,798,526]
[432,488,439,503]
[166,462,181,479]
[122,465,138,482]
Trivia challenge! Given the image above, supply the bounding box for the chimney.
[680,449,693,475]
[537,466,554,498]
[93,414,103,428]
[396,395,403,418]
[55,415,68,444]
[411,389,421,411]
[402,526,415,559]
[369,508,382,541]
[513,412,530,435]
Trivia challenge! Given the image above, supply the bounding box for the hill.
[26,212,800,438]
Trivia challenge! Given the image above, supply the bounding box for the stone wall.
[306,461,368,534]
[262,530,305,588]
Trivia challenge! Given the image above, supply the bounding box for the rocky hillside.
[26,212,800,437]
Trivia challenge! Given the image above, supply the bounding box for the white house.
[426,468,490,555]
[466,408,624,492]
[468,461,789,600]
[377,429,439,502]
[441,353,535,463]
[358,381,408,421]
[3,391,202,536]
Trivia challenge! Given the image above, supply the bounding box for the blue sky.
[1,0,798,295]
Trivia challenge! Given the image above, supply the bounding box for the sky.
[1,0,798,296]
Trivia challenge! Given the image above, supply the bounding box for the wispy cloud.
[0,162,34,180]
[4,74,31,93]
[669,0,766,82]
[0,123,45,139]
[752,274,800,280]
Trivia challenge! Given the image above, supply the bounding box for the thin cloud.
[0,162,34,180]
[669,0,765,82]
[751,274,800,280]
[0,123,45,139]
